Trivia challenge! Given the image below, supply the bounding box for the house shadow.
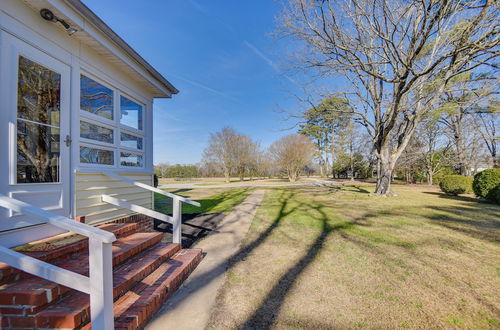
[154,213,226,248]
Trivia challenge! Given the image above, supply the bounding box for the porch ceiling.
[21,0,178,98]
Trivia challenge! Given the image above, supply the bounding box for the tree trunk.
[375,148,395,195]
[287,169,298,182]
[224,170,230,183]
[427,170,433,186]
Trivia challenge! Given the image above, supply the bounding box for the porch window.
[79,73,145,169]
[120,96,143,130]
[16,56,61,183]
[120,152,143,167]
[80,121,113,144]
[120,132,143,150]
[80,75,113,120]
[80,146,114,165]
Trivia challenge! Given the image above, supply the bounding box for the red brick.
[1,220,199,329]
[8,315,37,328]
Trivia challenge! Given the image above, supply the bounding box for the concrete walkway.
[146,189,266,330]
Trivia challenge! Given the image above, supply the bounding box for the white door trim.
[0,31,71,243]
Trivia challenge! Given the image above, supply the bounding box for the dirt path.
[146,189,266,330]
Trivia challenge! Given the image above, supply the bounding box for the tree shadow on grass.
[155,189,302,320]
[239,198,351,329]
[426,203,500,243]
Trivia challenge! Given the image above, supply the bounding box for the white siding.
[76,173,153,224]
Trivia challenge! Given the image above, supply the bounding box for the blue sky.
[83,0,305,165]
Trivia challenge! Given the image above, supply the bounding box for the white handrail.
[100,171,200,244]
[101,171,201,207]
[0,194,115,329]
[0,195,116,243]
[102,194,174,224]
[0,247,91,293]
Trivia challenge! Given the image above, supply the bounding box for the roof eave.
[63,0,179,96]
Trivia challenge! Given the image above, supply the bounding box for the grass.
[207,185,500,329]
[154,188,251,215]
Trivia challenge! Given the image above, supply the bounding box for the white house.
[0,1,202,329]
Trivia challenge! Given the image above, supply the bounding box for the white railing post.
[172,197,182,245]
[89,238,114,330]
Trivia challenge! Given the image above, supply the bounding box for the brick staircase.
[0,223,203,329]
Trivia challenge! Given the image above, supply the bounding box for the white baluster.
[172,197,182,245]
[89,238,114,329]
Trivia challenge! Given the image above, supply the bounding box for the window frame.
[78,71,146,170]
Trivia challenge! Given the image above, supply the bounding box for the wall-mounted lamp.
[40,8,78,36]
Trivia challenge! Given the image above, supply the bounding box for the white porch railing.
[0,194,116,329]
[100,171,200,244]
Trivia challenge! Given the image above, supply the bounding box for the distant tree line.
[154,163,200,179]
[195,127,313,182]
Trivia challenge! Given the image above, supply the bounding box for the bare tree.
[280,0,499,195]
[202,127,240,182]
[417,119,452,185]
[234,135,260,181]
[270,134,314,182]
[473,102,499,168]
[202,127,260,182]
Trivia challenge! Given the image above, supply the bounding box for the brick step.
[0,223,138,285]
[19,249,204,330]
[0,232,164,313]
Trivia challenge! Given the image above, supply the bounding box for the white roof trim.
[26,0,178,98]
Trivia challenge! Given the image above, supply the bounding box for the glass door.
[0,33,70,239]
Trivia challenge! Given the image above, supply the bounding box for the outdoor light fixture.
[40,8,78,36]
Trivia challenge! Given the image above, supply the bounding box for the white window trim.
[78,70,147,171]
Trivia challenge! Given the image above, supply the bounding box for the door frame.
[0,30,72,246]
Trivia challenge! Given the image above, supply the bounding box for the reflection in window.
[80,121,113,144]
[120,152,143,167]
[80,146,113,165]
[120,96,142,130]
[120,132,143,150]
[80,75,113,120]
[17,122,60,183]
[17,56,61,183]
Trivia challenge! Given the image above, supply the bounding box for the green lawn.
[208,185,500,329]
[154,188,251,215]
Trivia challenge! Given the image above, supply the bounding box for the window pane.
[17,121,60,183]
[80,121,113,144]
[120,96,142,130]
[80,75,113,120]
[17,56,61,126]
[120,132,143,150]
[80,146,113,165]
[120,152,143,167]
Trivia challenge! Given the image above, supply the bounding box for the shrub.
[491,185,500,204]
[472,168,500,201]
[439,175,473,195]
[433,167,455,185]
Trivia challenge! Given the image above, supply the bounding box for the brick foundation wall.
[109,213,155,232]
